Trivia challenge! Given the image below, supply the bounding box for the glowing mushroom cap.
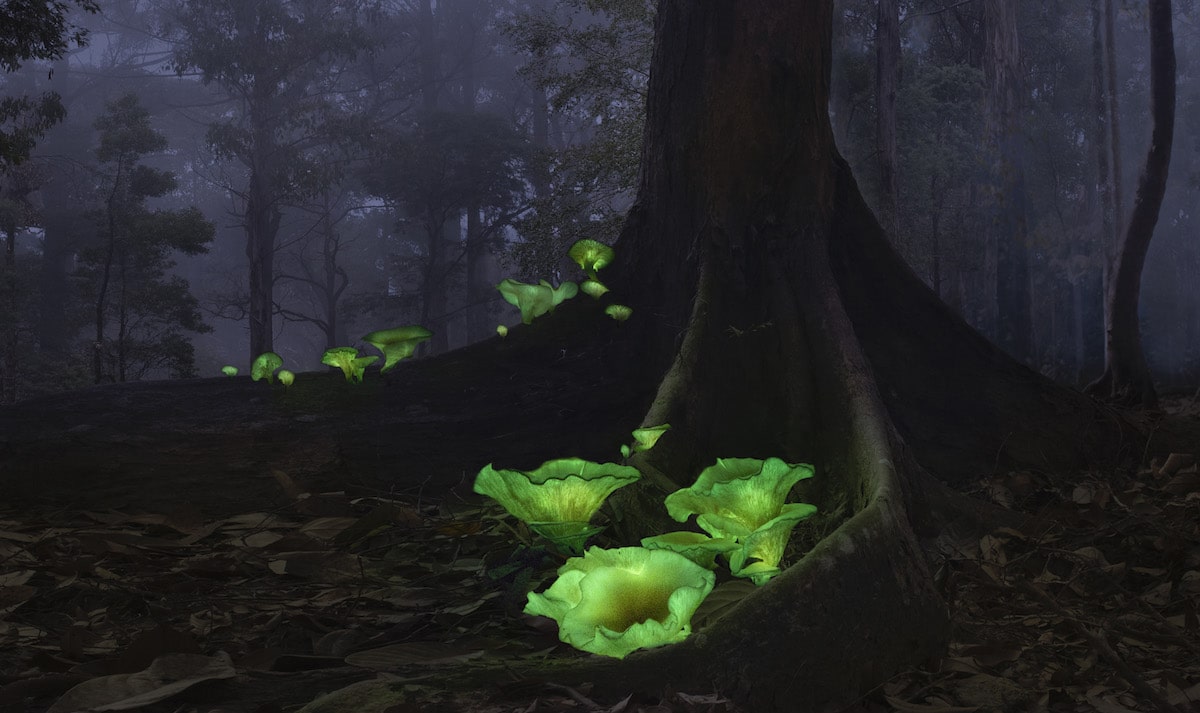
[725,503,817,584]
[524,546,715,659]
[580,279,609,299]
[664,457,815,537]
[250,352,283,383]
[362,325,433,373]
[568,239,615,275]
[604,304,633,322]
[277,369,295,387]
[640,531,739,570]
[220,365,238,377]
[474,458,641,552]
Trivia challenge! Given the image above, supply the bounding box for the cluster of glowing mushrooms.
[474,434,817,660]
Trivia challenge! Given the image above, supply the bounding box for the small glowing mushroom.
[580,279,610,299]
[496,325,509,337]
[321,347,378,383]
[604,304,633,323]
[277,369,295,387]
[250,352,283,384]
[621,423,671,458]
[524,546,715,659]
[362,325,433,373]
[568,239,615,279]
[664,457,817,585]
[220,365,238,377]
[474,457,641,553]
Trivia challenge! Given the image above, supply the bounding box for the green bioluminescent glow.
[277,369,295,387]
[621,423,671,459]
[580,278,609,299]
[321,347,378,383]
[567,239,615,280]
[362,326,433,373]
[604,304,632,322]
[496,278,579,325]
[250,352,283,384]
[525,546,715,659]
[474,457,640,553]
[640,531,739,570]
[664,457,817,585]
[220,365,238,377]
[496,325,509,337]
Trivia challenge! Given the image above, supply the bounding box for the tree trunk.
[1104,0,1124,236]
[245,164,280,361]
[2,218,16,404]
[875,0,901,242]
[983,0,1032,363]
[1087,0,1175,407]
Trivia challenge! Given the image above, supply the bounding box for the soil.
[2,319,1199,712]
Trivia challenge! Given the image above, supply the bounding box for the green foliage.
[0,0,98,168]
[78,93,214,383]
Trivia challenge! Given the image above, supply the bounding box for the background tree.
[80,93,213,383]
[1087,0,1176,406]
[168,0,379,361]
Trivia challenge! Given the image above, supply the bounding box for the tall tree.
[83,93,213,383]
[1087,0,1176,406]
[983,0,1033,361]
[875,0,901,240]
[169,0,376,361]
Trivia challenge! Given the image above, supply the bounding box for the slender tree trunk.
[2,219,16,404]
[117,250,128,383]
[1105,0,1124,236]
[245,162,280,361]
[95,164,124,384]
[875,0,901,241]
[1087,0,1175,407]
[983,0,1033,363]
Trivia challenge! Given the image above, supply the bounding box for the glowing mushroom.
[664,457,817,585]
[321,347,378,383]
[362,325,433,373]
[474,457,640,553]
[524,546,715,659]
[250,352,283,384]
[496,278,579,325]
[568,239,615,280]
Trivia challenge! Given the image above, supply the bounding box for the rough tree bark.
[1087,0,1175,407]
[875,0,901,241]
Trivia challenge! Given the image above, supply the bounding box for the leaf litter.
[0,477,744,713]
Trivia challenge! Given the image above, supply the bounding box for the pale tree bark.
[983,0,1033,363]
[875,0,901,241]
[1087,0,1175,407]
[1105,0,1125,235]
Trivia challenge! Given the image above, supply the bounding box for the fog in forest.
[1,0,1197,403]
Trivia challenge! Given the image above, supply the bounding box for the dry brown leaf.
[46,651,236,713]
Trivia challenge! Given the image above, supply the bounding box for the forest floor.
[2,346,1199,712]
